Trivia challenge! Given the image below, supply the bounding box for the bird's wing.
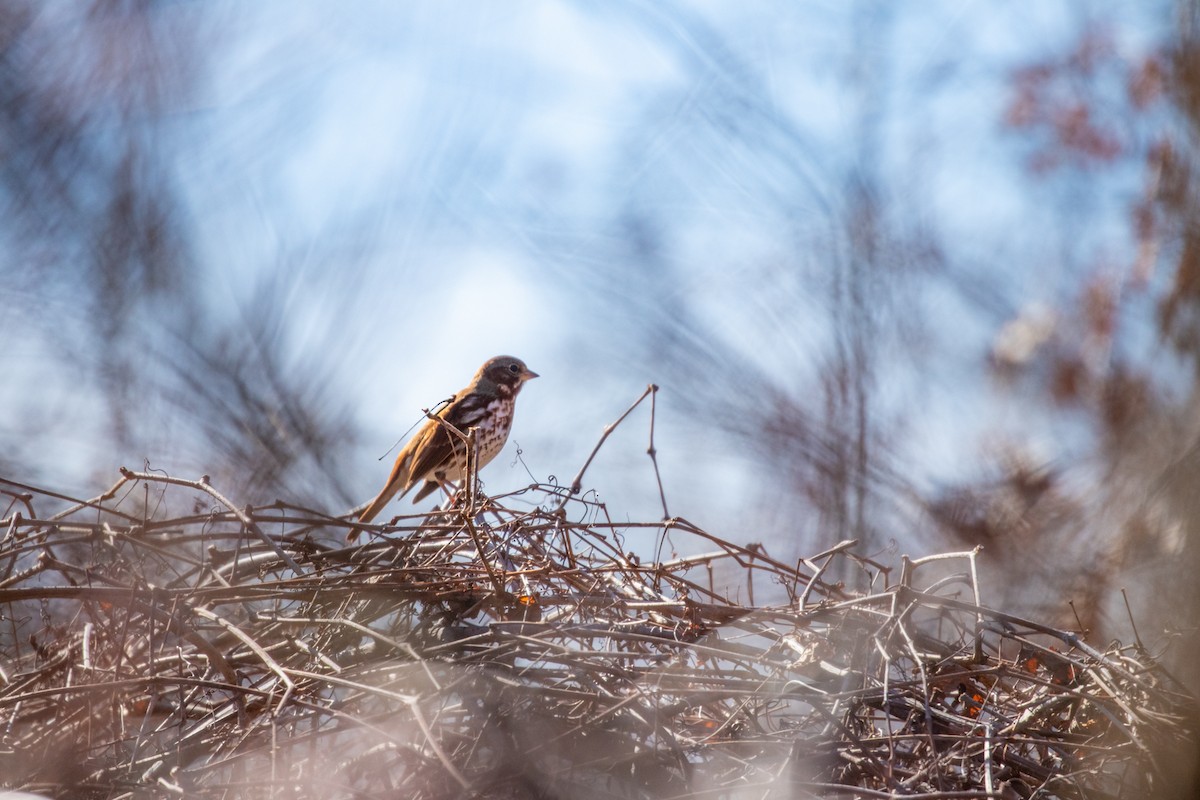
[402,391,496,490]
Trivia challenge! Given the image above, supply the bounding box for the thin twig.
[119,467,303,574]
[565,384,657,497]
[461,427,505,598]
[646,384,669,520]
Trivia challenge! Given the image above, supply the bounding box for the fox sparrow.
[350,355,538,536]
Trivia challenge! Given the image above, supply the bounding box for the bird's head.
[477,355,539,396]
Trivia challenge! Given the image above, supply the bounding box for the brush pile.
[0,468,1194,798]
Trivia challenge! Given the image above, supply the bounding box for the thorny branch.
[0,471,1192,799]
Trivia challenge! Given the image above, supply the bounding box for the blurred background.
[2,0,1198,684]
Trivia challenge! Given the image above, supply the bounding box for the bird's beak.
[522,368,539,381]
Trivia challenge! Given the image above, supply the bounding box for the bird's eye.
[509,364,520,373]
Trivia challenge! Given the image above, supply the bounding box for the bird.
[349,355,538,538]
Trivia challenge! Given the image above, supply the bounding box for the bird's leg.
[437,480,462,509]
[440,480,491,519]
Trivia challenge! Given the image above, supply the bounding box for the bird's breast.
[473,397,515,466]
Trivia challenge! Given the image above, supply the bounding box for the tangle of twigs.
[0,467,1194,799]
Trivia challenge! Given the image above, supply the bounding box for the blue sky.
[4,0,1176,561]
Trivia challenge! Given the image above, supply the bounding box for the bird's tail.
[348,482,405,540]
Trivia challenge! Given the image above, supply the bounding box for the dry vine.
[0,460,1194,798]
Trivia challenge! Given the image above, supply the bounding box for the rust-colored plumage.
[350,356,538,537]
